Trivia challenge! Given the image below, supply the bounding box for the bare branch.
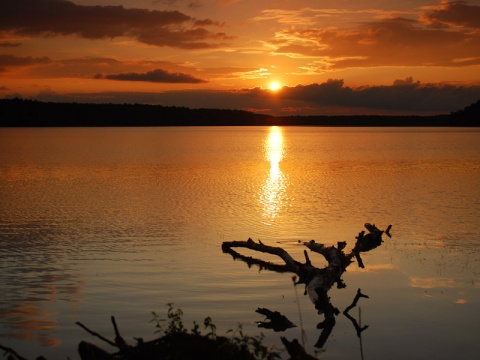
[76,321,117,348]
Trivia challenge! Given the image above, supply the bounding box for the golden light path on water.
[260,126,288,224]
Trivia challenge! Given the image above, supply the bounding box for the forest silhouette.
[0,98,479,127]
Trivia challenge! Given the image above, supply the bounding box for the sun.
[269,82,282,91]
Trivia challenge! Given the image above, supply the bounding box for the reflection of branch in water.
[222,223,392,353]
[343,289,369,360]
[343,289,369,338]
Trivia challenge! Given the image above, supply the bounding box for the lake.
[0,126,479,359]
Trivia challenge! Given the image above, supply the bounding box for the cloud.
[266,1,480,68]
[269,78,480,112]
[0,55,209,82]
[0,54,51,72]
[0,0,229,49]
[409,276,456,289]
[0,42,21,48]
[153,0,204,8]
[25,78,480,116]
[421,0,480,28]
[97,69,207,83]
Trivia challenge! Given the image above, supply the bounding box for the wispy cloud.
[409,276,456,289]
[0,55,208,81]
[0,42,21,48]
[263,1,480,69]
[0,54,51,72]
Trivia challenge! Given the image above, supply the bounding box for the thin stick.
[111,316,129,351]
[359,307,365,360]
[76,321,117,348]
[292,276,307,347]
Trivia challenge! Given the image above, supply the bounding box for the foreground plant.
[75,303,282,360]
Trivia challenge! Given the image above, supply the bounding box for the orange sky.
[1,0,480,115]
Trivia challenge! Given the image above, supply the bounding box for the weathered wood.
[222,223,392,350]
[222,238,300,269]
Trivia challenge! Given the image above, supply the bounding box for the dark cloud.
[422,0,480,28]
[26,79,480,116]
[153,0,204,9]
[98,69,207,83]
[266,79,480,113]
[0,0,228,49]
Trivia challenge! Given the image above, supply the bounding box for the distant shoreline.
[1,98,478,127]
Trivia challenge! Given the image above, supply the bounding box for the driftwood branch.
[222,238,302,270]
[222,223,392,350]
[221,242,291,273]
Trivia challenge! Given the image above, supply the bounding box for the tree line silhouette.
[0,98,478,127]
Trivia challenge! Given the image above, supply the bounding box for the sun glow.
[269,82,282,91]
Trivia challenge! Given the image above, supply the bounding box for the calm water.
[0,126,479,359]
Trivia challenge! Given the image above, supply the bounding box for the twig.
[359,307,365,360]
[303,250,311,265]
[354,251,365,268]
[111,316,129,351]
[76,321,117,348]
[385,224,392,238]
[292,276,306,346]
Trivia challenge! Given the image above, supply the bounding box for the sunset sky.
[1,0,480,115]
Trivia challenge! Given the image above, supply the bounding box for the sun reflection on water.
[260,126,288,224]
